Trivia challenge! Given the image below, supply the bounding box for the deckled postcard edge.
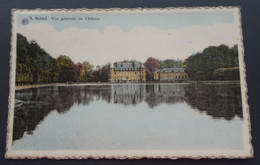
[5,7,253,159]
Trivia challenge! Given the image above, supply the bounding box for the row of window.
[156,70,184,73]
[114,71,144,75]
[161,76,188,80]
[112,76,145,80]
[113,68,142,71]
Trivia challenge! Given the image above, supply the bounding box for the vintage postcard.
[6,7,253,159]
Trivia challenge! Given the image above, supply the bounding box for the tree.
[92,66,101,82]
[144,57,160,80]
[79,61,93,82]
[16,34,31,84]
[90,63,111,82]
[17,33,30,64]
[27,40,42,83]
[100,63,111,82]
[159,59,183,68]
[184,44,239,80]
[16,33,59,84]
[56,55,74,82]
[67,63,82,82]
[16,33,101,84]
[213,67,240,80]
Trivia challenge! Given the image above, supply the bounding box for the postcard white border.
[6,7,253,159]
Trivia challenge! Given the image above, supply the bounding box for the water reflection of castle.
[13,83,243,142]
[110,84,186,107]
[145,84,186,107]
[112,84,145,105]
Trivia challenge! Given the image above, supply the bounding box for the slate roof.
[155,68,185,73]
[113,61,143,70]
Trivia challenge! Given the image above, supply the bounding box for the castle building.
[154,68,188,82]
[109,61,146,82]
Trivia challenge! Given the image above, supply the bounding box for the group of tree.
[17,33,240,84]
[91,64,110,82]
[144,57,160,80]
[144,44,239,81]
[184,44,239,80]
[16,34,58,84]
[16,33,109,85]
[159,59,183,68]
[144,58,184,80]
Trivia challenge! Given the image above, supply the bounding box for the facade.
[109,61,146,82]
[154,68,188,82]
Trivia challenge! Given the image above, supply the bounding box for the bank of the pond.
[15,82,115,90]
[15,84,57,90]
[15,80,240,90]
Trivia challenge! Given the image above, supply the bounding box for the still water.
[12,82,244,150]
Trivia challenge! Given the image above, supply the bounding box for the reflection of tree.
[145,84,186,108]
[144,83,242,120]
[184,82,243,120]
[13,86,111,141]
[13,102,55,143]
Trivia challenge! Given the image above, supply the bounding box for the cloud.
[18,23,238,66]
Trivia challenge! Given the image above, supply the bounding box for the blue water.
[12,82,244,150]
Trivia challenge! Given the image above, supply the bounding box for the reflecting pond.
[12,82,244,150]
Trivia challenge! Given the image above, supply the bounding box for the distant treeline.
[143,45,240,81]
[184,45,240,80]
[16,33,109,85]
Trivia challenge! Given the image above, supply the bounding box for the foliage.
[213,67,240,80]
[159,59,183,68]
[184,44,239,80]
[16,33,58,84]
[144,57,160,80]
[16,33,240,84]
[16,33,112,84]
[78,61,93,82]
[92,63,110,82]
[56,55,74,82]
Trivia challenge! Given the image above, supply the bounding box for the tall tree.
[79,61,93,82]
[16,33,31,84]
[16,33,58,84]
[184,44,239,80]
[159,59,183,68]
[56,55,74,82]
[100,63,111,82]
[144,57,160,80]
[67,63,82,82]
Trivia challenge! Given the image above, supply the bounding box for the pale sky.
[17,10,239,66]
